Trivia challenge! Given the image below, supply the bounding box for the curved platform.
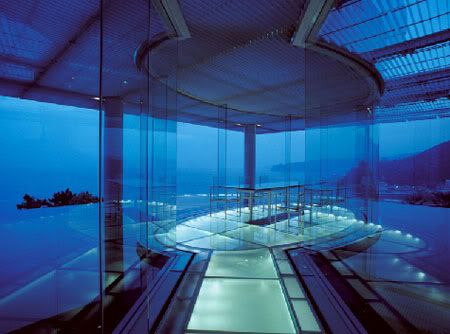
[154,205,382,251]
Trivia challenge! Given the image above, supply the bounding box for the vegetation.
[404,191,450,208]
[17,188,99,210]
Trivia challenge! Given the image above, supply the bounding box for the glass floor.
[323,227,449,333]
[154,205,381,251]
[188,249,313,333]
[155,204,384,333]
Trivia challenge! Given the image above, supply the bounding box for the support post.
[244,125,256,220]
[103,97,124,278]
[244,124,256,188]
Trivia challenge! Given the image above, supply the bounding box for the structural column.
[244,125,256,220]
[244,124,256,188]
[103,97,124,275]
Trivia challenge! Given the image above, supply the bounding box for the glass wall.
[177,122,218,197]
[0,97,101,333]
[301,39,449,334]
[0,0,103,330]
[375,116,450,284]
[378,117,450,199]
[256,131,288,184]
[176,105,245,212]
[0,0,180,332]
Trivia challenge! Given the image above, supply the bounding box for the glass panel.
[188,278,296,334]
[0,83,100,331]
[283,277,305,299]
[0,0,102,330]
[100,0,154,330]
[276,259,295,275]
[292,299,321,332]
[256,116,295,185]
[176,121,217,211]
[206,249,278,279]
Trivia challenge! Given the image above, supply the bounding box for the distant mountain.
[342,140,450,186]
[271,159,354,176]
[379,140,450,186]
[271,141,450,187]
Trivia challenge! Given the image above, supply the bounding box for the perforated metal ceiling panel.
[0,0,447,127]
[148,0,380,127]
[319,0,450,122]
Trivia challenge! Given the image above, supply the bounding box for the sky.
[0,96,99,208]
[1,95,449,207]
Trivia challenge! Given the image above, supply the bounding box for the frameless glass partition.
[0,97,102,333]
[176,121,217,211]
[100,0,155,330]
[148,79,178,250]
[256,126,289,184]
[376,116,450,277]
[0,0,183,331]
[302,11,450,331]
[0,0,103,330]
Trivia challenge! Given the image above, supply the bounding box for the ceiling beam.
[382,89,449,108]
[382,68,450,105]
[1,77,99,110]
[376,107,450,123]
[361,29,450,62]
[385,68,450,91]
[291,0,334,47]
[20,9,102,98]
[151,0,191,40]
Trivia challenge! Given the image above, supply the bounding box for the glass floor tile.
[283,277,305,298]
[183,234,258,251]
[187,278,296,333]
[224,225,302,247]
[166,225,213,243]
[291,299,321,332]
[276,259,294,275]
[272,247,288,260]
[266,221,303,235]
[213,206,272,223]
[182,218,246,234]
[206,249,278,279]
[338,253,440,282]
